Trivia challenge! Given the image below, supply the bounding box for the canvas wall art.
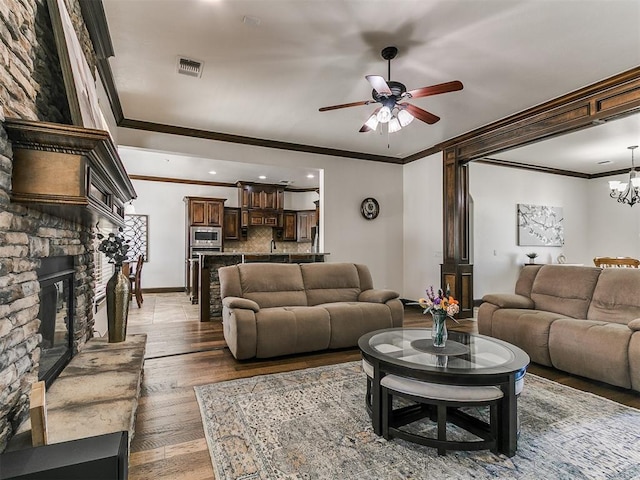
[517,204,564,246]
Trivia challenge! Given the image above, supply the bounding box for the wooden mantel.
[4,118,136,228]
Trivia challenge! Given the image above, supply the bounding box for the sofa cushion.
[301,263,362,306]
[255,306,330,358]
[530,265,601,319]
[515,264,542,297]
[587,268,640,325]
[320,301,393,349]
[491,309,567,366]
[238,263,307,308]
[549,319,632,389]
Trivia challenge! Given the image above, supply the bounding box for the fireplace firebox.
[37,256,75,387]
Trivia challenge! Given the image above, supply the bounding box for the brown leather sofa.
[218,262,403,359]
[478,265,640,391]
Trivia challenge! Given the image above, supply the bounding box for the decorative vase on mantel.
[106,265,130,343]
[431,310,448,348]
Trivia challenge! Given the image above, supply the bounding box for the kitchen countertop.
[195,252,330,256]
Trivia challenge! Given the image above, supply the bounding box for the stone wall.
[0,0,99,452]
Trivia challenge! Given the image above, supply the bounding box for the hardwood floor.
[127,293,640,480]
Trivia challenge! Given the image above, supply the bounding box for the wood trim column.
[441,148,474,318]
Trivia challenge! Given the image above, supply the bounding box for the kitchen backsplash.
[224,226,314,253]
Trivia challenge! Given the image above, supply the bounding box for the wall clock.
[360,197,380,220]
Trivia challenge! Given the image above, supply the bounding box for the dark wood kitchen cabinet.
[282,211,297,241]
[296,210,316,242]
[249,210,279,226]
[238,182,285,210]
[187,197,224,226]
[224,208,241,240]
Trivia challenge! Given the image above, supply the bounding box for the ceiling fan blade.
[319,100,371,112]
[407,80,463,99]
[359,107,381,133]
[401,103,440,124]
[366,75,392,96]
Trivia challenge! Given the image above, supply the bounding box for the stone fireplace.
[0,0,135,453]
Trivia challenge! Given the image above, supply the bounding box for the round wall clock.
[360,197,380,220]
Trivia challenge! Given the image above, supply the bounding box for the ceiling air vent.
[177,57,203,78]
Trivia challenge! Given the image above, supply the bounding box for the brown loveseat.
[218,262,403,359]
[478,265,640,391]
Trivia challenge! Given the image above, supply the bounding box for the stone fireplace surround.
[0,0,101,452]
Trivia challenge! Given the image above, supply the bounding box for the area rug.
[194,362,640,479]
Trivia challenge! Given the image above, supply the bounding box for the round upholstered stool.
[361,359,374,412]
[380,374,503,455]
[362,358,525,455]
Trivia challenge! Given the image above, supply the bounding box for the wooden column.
[441,148,474,318]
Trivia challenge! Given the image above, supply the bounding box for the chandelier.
[609,145,640,207]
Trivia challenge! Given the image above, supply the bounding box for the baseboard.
[142,287,185,294]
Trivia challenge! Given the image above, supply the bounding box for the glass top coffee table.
[358,328,530,457]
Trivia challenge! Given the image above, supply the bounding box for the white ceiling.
[102,0,640,173]
[119,146,321,188]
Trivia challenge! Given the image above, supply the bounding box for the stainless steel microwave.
[190,226,222,248]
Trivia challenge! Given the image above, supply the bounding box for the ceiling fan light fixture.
[376,106,392,123]
[364,114,379,131]
[388,117,402,133]
[397,108,414,127]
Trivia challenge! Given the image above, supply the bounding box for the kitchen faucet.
[270,239,276,253]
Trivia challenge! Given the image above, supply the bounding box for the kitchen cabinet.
[296,210,316,243]
[249,211,279,226]
[224,208,241,240]
[187,197,224,226]
[282,211,297,241]
[237,182,285,210]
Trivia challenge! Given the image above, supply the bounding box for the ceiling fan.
[319,46,463,133]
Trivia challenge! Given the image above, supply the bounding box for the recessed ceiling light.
[208,170,217,175]
[258,175,267,180]
[306,174,315,179]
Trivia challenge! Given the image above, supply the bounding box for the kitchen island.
[194,252,330,321]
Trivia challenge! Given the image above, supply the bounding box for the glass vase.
[431,310,448,348]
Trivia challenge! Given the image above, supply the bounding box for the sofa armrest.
[481,293,534,309]
[222,296,260,312]
[628,318,640,331]
[359,289,399,304]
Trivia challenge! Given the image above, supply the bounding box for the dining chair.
[593,257,640,268]
[128,255,144,307]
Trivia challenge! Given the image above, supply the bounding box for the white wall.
[286,190,319,210]
[117,128,404,292]
[587,173,640,259]
[124,178,236,288]
[470,164,640,298]
[402,152,443,301]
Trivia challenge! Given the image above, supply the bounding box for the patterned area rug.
[194,362,640,479]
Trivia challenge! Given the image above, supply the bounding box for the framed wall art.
[123,214,148,262]
[517,204,564,246]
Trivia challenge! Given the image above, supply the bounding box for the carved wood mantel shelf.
[4,118,136,228]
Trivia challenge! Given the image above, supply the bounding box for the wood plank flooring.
[126,293,640,480]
